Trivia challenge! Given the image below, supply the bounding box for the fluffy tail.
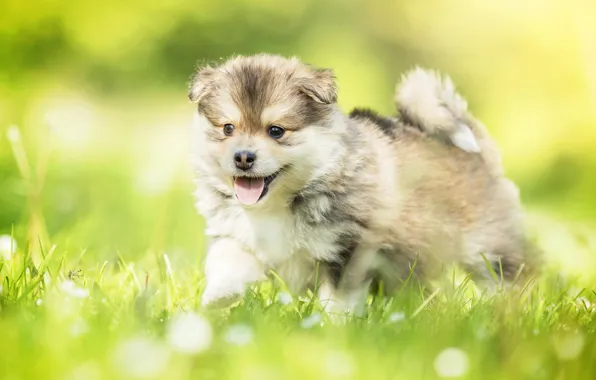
[395,67,481,153]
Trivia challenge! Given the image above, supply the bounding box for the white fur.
[451,124,481,153]
[202,238,265,307]
[194,110,350,303]
[396,67,481,153]
[217,94,242,122]
[261,102,294,124]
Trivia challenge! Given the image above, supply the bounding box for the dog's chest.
[227,207,337,264]
[246,211,297,263]
[206,199,343,266]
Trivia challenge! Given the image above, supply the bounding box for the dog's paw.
[202,289,242,308]
[201,281,245,308]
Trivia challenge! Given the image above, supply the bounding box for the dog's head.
[190,54,343,207]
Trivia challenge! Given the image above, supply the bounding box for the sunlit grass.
[1,236,596,379]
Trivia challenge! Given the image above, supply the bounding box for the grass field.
[1,119,596,380]
[1,236,596,380]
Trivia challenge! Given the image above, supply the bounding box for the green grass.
[1,244,596,380]
[1,122,596,380]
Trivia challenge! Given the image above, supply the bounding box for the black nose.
[234,150,256,170]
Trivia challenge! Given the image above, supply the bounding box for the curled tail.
[395,67,481,153]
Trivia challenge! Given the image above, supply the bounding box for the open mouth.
[233,172,279,205]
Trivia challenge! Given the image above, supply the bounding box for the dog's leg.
[319,245,378,318]
[202,238,265,307]
[319,278,371,320]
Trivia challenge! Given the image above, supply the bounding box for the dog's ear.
[188,66,217,103]
[298,68,337,104]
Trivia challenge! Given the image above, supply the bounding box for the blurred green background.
[1,0,595,276]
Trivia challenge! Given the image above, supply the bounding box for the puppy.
[189,54,537,313]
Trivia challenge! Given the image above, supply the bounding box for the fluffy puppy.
[189,54,537,313]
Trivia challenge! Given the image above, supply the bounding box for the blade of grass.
[17,244,56,301]
[95,261,109,284]
[412,288,441,318]
[480,253,499,284]
[399,255,419,292]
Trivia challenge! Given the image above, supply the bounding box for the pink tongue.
[233,177,265,205]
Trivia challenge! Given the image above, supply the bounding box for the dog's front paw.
[201,281,245,308]
[202,288,242,308]
[201,238,266,308]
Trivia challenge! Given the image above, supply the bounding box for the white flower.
[112,337,170,379]
[60,280,90,299]
[434,347,469,378]
[224,324,253,346]
[325,350,354,377]
[552,332,585,360]
[0,235,17,260]
[300,312,323,329]
[388,311,406,323]
[35,299,43,306]
[276,292,293,305]
[166,312,212,354]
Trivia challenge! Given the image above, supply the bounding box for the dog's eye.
[268,125,285,139]
[223,123,235,136]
